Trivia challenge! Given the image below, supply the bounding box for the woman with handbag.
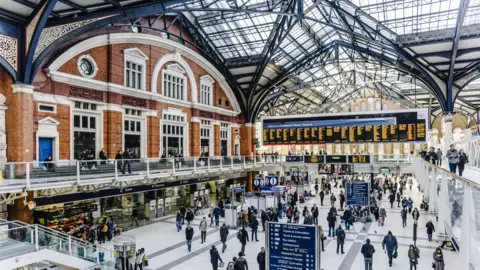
[408,245,419,270]
[433,247,445,270]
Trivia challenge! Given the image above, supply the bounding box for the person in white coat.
[199,217,208,243]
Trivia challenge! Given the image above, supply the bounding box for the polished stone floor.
[101,177,459,270]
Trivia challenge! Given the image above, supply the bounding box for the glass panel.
[124,120,129,131]
[130,121,135,132]
[125,134,141,158]
[83,103,89,110]
[90,117,96,129]
[136,121,141,132]
[74,115,80,128]
[74,131,96,160]
[82,116,88,128]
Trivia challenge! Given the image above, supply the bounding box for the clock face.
[79,58,94,76]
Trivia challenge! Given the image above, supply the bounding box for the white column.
[428,168,437,214]
[443,113,454,154]
[460,184,473,270]
[437,172,449,234]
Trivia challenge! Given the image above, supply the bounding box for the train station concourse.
[1,0,480,269]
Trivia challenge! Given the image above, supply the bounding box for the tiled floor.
[101,178,460,270]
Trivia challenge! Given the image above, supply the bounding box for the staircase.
[0,219,113,270]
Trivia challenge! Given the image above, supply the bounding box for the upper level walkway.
[0,154,410,196]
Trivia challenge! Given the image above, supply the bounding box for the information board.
[262,109,427,145]
[346,182,370,206]
[267,222,320,270]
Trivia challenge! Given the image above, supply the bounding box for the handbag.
[432,262,436,268]
[144,260,149,267]
[392,250,398,259]
[219,262,224,267]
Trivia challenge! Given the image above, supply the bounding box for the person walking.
[200,217,208,243]
[185,223,194,252]
[343,207,352,231]
[401,197,408,211]
[131,208,139,227]
[235,252,249,270]
[407,197,414,214]
[122,149,132,174]
[458,149,469,176]
[197,200,203,215]
[361,238,375,270]
[303,211,314,225]
[335,225,346,254]
[382,231,398,267]
[135,249,143,270]
[446,144,459,174]
[220,223,229,253]
[319,190,325,206]
[176,211,183,232]
[213,205,221,226]
[426,220,435,242]
[257,247,265,270]
[210,245,223,270]
[408,244,420,270]
[330,193,336,207]
[436,148,443,166]
[251,216,259,242]
[115,150,124,174]
[401,209,407,228]
[412,208,420,221]
[327,212,336,237]
[433,247,445,270]
[339,191,345,210]
[389,193,395,208]
[286,207,293,223]
[261,210,268,230]
[238,226,249,256]
[311,204,319,225]
[186,208,194,224]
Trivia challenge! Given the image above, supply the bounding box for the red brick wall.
[103,110,123,158]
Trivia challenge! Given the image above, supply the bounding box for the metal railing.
[411,156,480,270]
[0,155,411,193]
[0,218,113,266]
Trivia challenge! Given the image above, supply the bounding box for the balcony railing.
[411,156,480,270]
[0,218,113,266]
[0,154,411,193]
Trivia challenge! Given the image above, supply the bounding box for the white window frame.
[220,122,231,156]
[162,63,187,101]
[71,109,102,160]
[123,110,146,159]
[200,119,214,156]
[38,103,57,113]
[123,48,148,90]
[200,75,214,106]
[160,108,188,157]
[77,54,98,79]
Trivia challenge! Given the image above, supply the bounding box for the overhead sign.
[267,222,320,270]
[262,109,428,145]
[266,176,278,186]
[286,156,304,162]
[346,182,370,206]
[254,178,265,187]
[304,155,325,163]
[348,155,370,164]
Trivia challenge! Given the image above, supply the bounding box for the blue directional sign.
[286,156,304,162]
[346,182,370,206]
[266,176,278,186]
[267,222,319,270]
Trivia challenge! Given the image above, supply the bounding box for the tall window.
[200,84,211,105]
[125,61,143,89]
[200,75,214,105]
[123,48,148,90]
[162,112,186,157]
[73,101,99,160]
[124,109,144,158]
[162,63,186,101]
[200,119,211,156]
[220,123,229,156]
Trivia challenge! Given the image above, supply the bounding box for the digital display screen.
[262,109,427,145]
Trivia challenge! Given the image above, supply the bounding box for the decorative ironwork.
[122,96,147,108]
[0,35,17,71]
[69,87,103,101]
[33,18,101,61]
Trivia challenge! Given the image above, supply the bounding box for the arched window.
[375,100,381,110]
[360,102,367,111]
[353,105,359,112]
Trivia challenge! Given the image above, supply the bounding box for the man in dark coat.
[185,209,194,224]
[335,225,346,254]
[239,226,249,256]
[257,247,265,270]
[311,204,319,225]
[210,245,223,270]
[220,223,229,253]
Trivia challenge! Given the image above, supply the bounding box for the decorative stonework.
[219,114,231,122]
[199,110,214,119]
[33,18,100,61]
[122,96,147,108]
[69,86,103,101]
[0,35,17,70]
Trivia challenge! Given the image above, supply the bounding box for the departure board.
[262,109,428,145]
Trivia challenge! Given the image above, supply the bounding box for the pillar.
[147,115,159,157]
[240,123,253,156]
[103,110,123,158]
[437,172,449,234]
[213,122,220,156]
[190,118,200,157]
[443,113,454,153]
[460,184,473,270]
[7,84,35,223]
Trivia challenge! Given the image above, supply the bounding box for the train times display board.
[262,109,427,145]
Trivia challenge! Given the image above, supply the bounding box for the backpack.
[102,224,108,233]
[367,246,375,257]
[237,231,242,241]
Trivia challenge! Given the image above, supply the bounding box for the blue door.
[38,138,53,162]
